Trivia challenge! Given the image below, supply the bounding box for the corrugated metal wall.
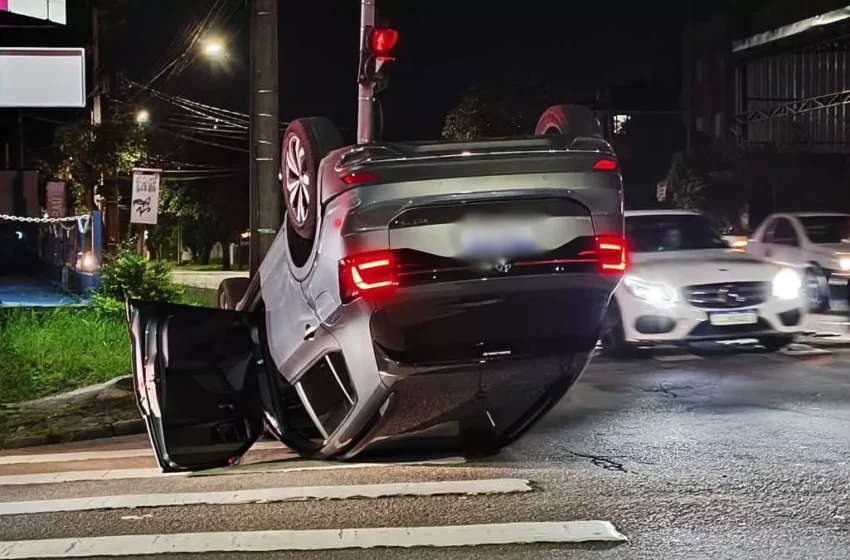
[737,41,850,153]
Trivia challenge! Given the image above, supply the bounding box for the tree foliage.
[442,77,557,140]
[53,112,147,212]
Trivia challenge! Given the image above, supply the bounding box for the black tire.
[217,277,250,310]
[757,335,794,352]
[600,299,639,359]
[535,104,603,139]
[804,265,829,313]
[281,117,344,242]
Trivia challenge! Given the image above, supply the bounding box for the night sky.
[117,0,688,140]
[2,0,691,150]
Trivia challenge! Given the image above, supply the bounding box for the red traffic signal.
[368,28,399,58]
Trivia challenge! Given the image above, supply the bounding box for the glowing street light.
[135,110,150,125]
[202,38,226,59]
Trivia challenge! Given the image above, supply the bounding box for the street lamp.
[201,38,226,60]
[136,110,150,125]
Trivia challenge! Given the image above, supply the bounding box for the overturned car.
[127,105,627,471]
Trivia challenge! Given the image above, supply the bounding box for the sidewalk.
[0,276,84,307]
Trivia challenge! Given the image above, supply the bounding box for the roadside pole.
[248,0,282,276]
[357,0,376,144]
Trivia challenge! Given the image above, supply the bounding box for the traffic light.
[359,26,399,91]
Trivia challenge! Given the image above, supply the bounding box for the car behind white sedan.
[601,210,806,356]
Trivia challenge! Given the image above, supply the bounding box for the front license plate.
[709,310,759,326]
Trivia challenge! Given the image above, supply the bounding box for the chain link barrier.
[0,214,91,235]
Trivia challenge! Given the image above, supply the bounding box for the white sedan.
[601,210,806,356]
[746,212,850,312]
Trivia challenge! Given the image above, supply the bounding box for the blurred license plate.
[460,224,537,256]
[709,310,758,326]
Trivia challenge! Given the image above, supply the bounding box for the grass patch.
[0,307,130,404]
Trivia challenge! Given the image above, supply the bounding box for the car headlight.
[623,274,678,308]
[838,257,850,272]
[772,268,802,300]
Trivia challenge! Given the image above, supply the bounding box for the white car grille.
[682,281,770,309]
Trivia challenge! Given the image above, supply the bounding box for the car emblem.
[494,261,513,273]
[718,285,742,305]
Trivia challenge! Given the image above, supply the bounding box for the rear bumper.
[369,273,617,366]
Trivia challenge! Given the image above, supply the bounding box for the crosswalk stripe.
[0,441,285,465]
[0,469,184,486]
[0,479,533,515]
[0,521,627,557]
[189,456,467,477]
[0,450,152,466]
[0,457,467,486]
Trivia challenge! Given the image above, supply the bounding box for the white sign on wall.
[0,48,85,107]
[131,169,162,225]
[0,1,67,24]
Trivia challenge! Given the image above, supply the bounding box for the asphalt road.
[1,342,850,559]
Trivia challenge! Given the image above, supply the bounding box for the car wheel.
[535,104,604,139]
[804,265,829,313]
[757,334,794,352]
[281,117,344,243]
[217,277,250,310]
[600,300,638,359]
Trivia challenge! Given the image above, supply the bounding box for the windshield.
[798,215,850,244]
[626,214,729,253]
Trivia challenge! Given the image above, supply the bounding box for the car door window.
[772,218,799,247]
[761,218,777,243]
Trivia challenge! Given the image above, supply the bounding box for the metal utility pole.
[249,0,282,276]
[357,0,376,144]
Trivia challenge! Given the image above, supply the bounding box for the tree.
[150,177,248,270]
[442,76,557,140]
[53,112,147,212]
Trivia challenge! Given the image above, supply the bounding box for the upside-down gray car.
[127,105,627,471]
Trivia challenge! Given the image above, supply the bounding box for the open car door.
[127,300,265,472]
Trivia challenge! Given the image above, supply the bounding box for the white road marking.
[0,469,185,486]
[0,479,533,516]
[189,456,467,477]
[0,457,467,486]
[653,353,702,362]
[0,521,627,557]
[0,441,285,465]
[782,344,833,356]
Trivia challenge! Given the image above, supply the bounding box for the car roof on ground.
[625,209,701,218]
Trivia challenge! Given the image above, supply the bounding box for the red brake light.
[596,235,628,274]
[593,158,618,171]
[341,171,378,185]
[339,250,398,303]
[370,28,399,57]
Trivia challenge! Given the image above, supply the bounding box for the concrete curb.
[1,420,146,450]
[0,375,144,451]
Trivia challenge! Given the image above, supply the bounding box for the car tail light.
[593,158,618,171]
[341,171,378,185]
[596,235,628,274]
[339,250,398,303]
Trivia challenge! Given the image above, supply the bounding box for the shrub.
[99,245,183,304]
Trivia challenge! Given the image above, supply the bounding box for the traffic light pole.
[249,0,282,275]
[357,0,376,144]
